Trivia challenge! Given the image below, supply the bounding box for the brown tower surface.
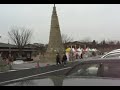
[45,4,64,62]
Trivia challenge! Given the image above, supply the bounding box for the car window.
[69,63,100,77]
[103,63,120,78]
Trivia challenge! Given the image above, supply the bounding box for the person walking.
[7,57,12,70]
[80,49,84,59]
[56,53,61,65]
[62,53,67,65]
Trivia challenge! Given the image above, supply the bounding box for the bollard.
[46,64,50,66]
[35,62,40,68]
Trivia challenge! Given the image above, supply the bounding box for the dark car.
[63,58,120,86]
[2,58,120,86]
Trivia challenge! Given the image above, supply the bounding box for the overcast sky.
[0,4,120,44]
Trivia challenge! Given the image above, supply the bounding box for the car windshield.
[69,64,99,77]
[1,4,120,86]
[68,62,120,79]
[3,78,55,86]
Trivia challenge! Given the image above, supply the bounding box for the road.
[0,60,79,86]
[10,55,101,70]
[11,62,55,70]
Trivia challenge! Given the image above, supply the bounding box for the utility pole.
[0,36,2,59]
[0,36,1,57]
[8,39,12,70]
[8,39,11,57]
[0,36,1,42]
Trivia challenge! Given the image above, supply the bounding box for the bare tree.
[8,26,32,57]
[32,43,46,56]
[61,34,73,44]
[100,40,106,45]
[92,40,98,45]
[79,37,91,43]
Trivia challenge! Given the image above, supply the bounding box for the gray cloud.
[0,4,120,44]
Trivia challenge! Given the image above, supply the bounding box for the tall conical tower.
[46,4,64,61]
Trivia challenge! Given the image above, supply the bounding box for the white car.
[13,60,24,64]
[101,49,120,58]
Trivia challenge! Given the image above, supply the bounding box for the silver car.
[101,49,120,58]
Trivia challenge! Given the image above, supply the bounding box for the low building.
[0,43,36,61]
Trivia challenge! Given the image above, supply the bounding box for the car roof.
[111,49,120,52]
[101,49,120,58]
[78,58,120,64]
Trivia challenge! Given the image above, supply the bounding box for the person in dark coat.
[62,53,67,65]
[56,53,61,65]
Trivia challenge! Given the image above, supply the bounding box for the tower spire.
[46,4,64,55]
[53,4,56,14]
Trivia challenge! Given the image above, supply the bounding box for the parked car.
[13,58,24,64]
[13,60,24,64]
[3,58,120,86]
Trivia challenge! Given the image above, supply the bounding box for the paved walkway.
[0,55,101,73]
[11,62,56,70]
[11,58,86,70]
[9,55,101,70]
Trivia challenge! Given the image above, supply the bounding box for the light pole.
[0,36,1,42]
[0,36,1,58]
[8,39,11,57]
[8,39,12,70]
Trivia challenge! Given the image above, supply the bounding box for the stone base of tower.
[45,53,56,62]
[39,53,56,63]
[39,5,65,63]
[39,52,64,63]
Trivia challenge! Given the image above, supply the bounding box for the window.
[70,63,100,76]
[103,63,120,78]
[70,62,120,78]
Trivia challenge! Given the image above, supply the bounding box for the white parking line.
[0,67,72,85]
[0,64,58,74]
[8,70,17,71]
[14,68,31,70]
[0,68,31,74]
[0,70,17,74]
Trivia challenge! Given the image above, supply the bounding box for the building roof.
[0,43,16,48]
[0,43,36,52]
[0,43,33,49]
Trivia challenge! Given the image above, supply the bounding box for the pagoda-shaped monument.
[44,4,64,62]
